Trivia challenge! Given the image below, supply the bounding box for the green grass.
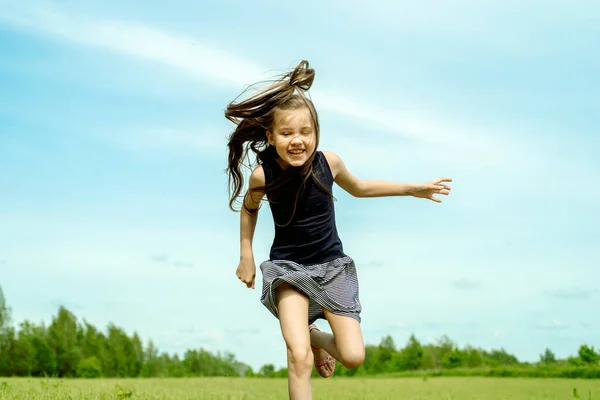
[0,377,598,399]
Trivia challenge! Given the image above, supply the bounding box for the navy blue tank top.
[261,151,346,265]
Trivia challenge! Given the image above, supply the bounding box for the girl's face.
[267,107,316,168]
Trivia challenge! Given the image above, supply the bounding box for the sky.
[1,0,599,370]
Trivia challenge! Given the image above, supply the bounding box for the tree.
[131,333,144,376]
[105,324,137,377]
[80,321,107,375]
[0,286,12,374]
[420,335,456,369]
[360,345,379,374]
[259,363,275,377]
[165,353,184,377]
[578,345,599,365]
[77,356,102,378]
[400,334,423,370]
[140,340,162,377]
[31,326,56,376]
[436,335,455,364]
[540,348,556,364]
[48,306,82,377]
[465,347,483,368]
[372,335,396,373]
[442,348,466,369]
[12,321,38,376]
[482,348,519,366]
[420,345,438,370]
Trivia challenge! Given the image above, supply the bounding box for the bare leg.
[276,282,314,400]
[308,325,335,377]
[310,309,365,369]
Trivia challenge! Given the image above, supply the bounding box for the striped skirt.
[259,256,362,324]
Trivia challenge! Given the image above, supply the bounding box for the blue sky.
[1,0,599,370]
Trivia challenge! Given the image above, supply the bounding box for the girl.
[225,60,451,400]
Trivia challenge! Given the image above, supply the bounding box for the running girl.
[225,60,452,400]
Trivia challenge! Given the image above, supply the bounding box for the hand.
[413,177,452,203]
[236,258,256,289]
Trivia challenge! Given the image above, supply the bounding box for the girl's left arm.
[323,151,452,203]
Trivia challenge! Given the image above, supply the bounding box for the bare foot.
[309,324,336,378]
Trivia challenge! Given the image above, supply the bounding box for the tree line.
[1,286,598,379]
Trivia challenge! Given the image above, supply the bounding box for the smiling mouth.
[288,149,305,156]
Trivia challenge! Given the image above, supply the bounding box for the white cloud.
[535,320,569,330]
[100,126,228,154]
[0,2,266,87]
[0,2,535,166]
[315,0,596,55]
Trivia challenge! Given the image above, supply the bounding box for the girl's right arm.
[236,166,265,289]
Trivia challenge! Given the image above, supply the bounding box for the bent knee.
[339,348,365,369]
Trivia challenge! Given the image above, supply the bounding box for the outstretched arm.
[323,151,452,203]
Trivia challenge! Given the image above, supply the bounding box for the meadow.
[0,377,598,400]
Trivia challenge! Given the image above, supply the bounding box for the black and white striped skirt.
[259,256,362,324]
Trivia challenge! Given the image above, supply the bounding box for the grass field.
[0,377,598,400]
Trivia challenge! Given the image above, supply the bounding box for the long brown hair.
[225,60,330,225]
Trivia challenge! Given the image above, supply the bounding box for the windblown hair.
[225,60,330,225]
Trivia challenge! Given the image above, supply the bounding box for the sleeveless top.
[260,150,346,265]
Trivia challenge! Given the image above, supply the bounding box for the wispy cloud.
[453,278,482,291]
[151,254,195,269]
[101,127,228,154]
[362,260,384,269]
[0,3,526,164]
[422,321,444,329]
[546,288,598,300]
[177,325,196,334]
[151,254,169,263]
[173,260,194,269]
[322,0,594,47]
[0,3,265,87]
[533,319,569,331]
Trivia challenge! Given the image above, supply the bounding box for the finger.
[434,178,452,186]
[430,195,442,203]
[434,183,452,189]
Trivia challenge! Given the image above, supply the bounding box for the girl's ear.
[266,131,274,145]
